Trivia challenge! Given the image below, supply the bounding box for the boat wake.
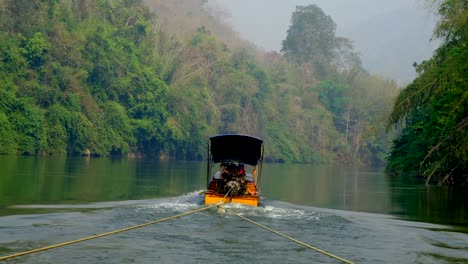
[135,190,206,214]
[135,191,328,222]
[9,191,337,224]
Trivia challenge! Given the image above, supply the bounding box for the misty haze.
[214,0,439,84]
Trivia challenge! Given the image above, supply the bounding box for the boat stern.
[205,192,259,207]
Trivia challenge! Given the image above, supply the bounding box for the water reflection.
[0,157,206,211]
[261,163,468,225]
[0,157,467,225]
[389,176,468,225]
[260,164,393,213]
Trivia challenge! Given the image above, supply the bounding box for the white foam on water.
[135,190,206,214]
[146,192,326,222]
[9,192,327,223]
[221,201,322,221]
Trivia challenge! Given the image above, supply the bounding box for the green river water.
[0,156,467,263]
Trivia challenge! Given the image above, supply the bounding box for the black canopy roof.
[209,134,263,166]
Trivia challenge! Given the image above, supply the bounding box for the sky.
[214,0,440,84]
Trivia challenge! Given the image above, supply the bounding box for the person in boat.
[237,163,247,195]
[223,162,237,182]
[213,162,227,180]
[237,163,245,177]
[212,163,228,194]
[242,165,256,195]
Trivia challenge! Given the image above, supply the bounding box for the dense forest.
[0,0,399,165]
[386,0,467,185]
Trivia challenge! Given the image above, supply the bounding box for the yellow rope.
[218,187,232,203]
[215,187,233,214]
[0,204,217,261]
[225,208,354,264]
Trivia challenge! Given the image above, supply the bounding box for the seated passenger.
[213,163,227,179]
[237,163,245,176]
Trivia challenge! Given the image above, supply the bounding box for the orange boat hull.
[205,180,259,207]
[205,192,259,207]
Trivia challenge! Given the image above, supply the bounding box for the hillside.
[0,0,398,165]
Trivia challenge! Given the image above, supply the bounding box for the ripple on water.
[3,192,467,264]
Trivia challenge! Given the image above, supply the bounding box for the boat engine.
[223,163,247,196]
[226,180,242,195]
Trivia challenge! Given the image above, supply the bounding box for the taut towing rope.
[217,187,353,263]
[224,207,355,264]
[0,204,217,261]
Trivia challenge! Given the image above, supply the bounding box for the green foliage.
[102,101,134,155]
[281,4,352,77]
[317,80,348,117]
[21,32,50,69]
[0,0,167,157]
[9,99,46,155]
[387,0,468,185]
[281,5,337,67]
[0,111,17,154]
[44,106,68,155]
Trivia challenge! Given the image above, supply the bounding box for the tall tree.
[281,5,337,75]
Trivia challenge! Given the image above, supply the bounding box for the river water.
[0,156,467,263]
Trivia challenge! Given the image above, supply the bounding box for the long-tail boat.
[205,134,264,207]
